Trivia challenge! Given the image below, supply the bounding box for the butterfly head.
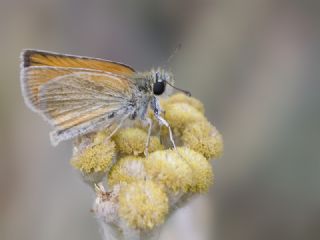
[152,68,173,96]
[151,68,191,97]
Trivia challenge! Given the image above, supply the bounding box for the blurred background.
[1,0,320,239]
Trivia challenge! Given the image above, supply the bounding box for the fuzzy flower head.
[113,128,163,156]
[162,93,205,113]
[144,149,193,192]
[176,147,213,192]
[182,120,224,159]
[164,103,206,136]
[108,156,147,188]
[118,180,169,230]
[71,141,115,173]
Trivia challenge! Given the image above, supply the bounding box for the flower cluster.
[71,93,223,240]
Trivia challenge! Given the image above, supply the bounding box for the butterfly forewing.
[21,49,135,111]
[22,66,104,110]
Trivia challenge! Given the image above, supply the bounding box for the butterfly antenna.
[165,80,191,96]
[163,44,191,96]
[166,43,182,66]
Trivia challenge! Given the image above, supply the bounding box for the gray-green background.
[1,1,319,240]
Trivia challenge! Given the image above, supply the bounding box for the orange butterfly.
[20,49,188,152]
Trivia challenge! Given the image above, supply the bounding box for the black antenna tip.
[184,90,191,97]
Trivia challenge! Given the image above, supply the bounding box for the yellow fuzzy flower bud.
[182,121,224,159]
[163,93,205,113]
[145,149,193,192]
[118,180,169,230]
[108,156,147,187]
[113,128,163,156]
[164,103,205,135]
[176,147,213,192]
[71,141,115,173]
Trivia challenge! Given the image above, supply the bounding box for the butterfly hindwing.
[37,72,135,145]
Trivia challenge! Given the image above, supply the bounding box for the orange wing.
[20,49,136,111]
[21,49,135,74]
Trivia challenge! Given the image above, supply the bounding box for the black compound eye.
[153,81,166,95]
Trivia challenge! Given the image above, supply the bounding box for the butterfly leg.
[155,114,176,150]
[143,117,153,157]
[150,96,176,149]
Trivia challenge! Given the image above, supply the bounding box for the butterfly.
[20,49,189,153]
